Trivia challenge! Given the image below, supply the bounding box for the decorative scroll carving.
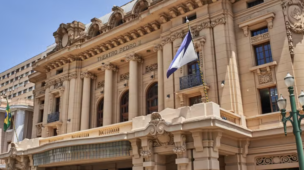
[140,139,153,161]
[148,113,174,147]
[251,32,270,44]
[145,63,158,73]
[256,154,298,165]
[101,63,118,72]
[210,17,226,27]
[36,123,43,137]
[120,72,129,81]
[97,81,104,89]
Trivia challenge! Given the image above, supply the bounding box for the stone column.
[191,131,221,170]
[42,86,50,137]
[61,75,70,134]
[13,110,25,142]
[162,38,174,108]
[102,63,117,126]
[31,98,40,138]
[126,53,142,120]
[80,72,95,130]
[67,73,77,133]
[154,45,164,112]
[130,139,144,170]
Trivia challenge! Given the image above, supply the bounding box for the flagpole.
[186,18,209,102]
[5,97,19,142]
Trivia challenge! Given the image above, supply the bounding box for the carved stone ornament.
[210,17,226,27]
[145,63,158,73]
[120,72,130,81]
[257,68,273,84]
[125,53,142,62]
[80,72,96,79]
[251,32,270,44]
[256,154,298,166]
[97,81,104,89]
[148,113,174,147]
[282,0,304,34]
[88,18,102,39]
[173,135,187,158]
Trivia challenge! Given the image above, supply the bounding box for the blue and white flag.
[167,31,198,78]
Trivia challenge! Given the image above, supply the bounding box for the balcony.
[180,73,202,90]
[47,112,59,123]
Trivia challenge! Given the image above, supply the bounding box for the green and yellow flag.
[4,100,11,132]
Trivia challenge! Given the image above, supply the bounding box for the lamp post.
[277,73,304,169]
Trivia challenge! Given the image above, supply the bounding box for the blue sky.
[0,0,130,73]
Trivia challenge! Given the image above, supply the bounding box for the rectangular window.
[11,71,14,75]
[23,89,27,93]
[16,69,19,73]
[18,91,22,95]
[8,95,11,99]
[25,72,29,76]
[254,42,273,65]
[26,63,30,68]
[259,87,279,114]
[6,74,9,78]
[27,96,32,99]
[55,97,60,112]
[14,77,18,81]
[29,87,33,91]
[248,0,264,8]
[6,81,9,85]
[53,128,57,136]
[10,79,13,83]
[189,96,202,106]
[24,80,29,84]
[39,110,44,123]
[183,13,197,23]
[56,68,63,75]
[21,66,25,70]
[251,27,268,36]
[41,100,45,105]
[13,93,16,97]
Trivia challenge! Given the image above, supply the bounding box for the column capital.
[101,63,118,72]
[153,44,163,52]
[125,53,142,62]
[68,72,78,80]
[80,71,96,79]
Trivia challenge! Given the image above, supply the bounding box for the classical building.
[0,0,303,169]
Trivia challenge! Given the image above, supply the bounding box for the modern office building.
[0,0,303,169]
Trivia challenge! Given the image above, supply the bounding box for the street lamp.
[277,73,304,170]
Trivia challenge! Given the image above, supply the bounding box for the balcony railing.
[180,73,203,90]
[47,112,59,123]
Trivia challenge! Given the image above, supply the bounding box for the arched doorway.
[147,82,158,114]
[97,99,104,127]
[120,91,129,122]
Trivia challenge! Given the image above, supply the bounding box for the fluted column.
[67,73,77,133]
[80,72,95,130]
[162,37,174,108]
[61,75,70,134]
[102,63,117,126]
[126,54,142,120]
[42,86,50,137]
[154,45,164,111]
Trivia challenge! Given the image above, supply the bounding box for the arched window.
[120,91,129,122]
[97,99,104,127]
[147,83,158,114]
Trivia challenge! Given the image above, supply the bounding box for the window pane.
[260,88,271,114]
[254,42,273,66]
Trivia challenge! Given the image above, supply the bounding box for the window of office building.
[26,63,30,68]
[259,87,279,114]
[23,89,27,93]
[120,91,129,122]
[16,69,19,73]
[254,42,273,66]
[18,91,22,96]
[248,0,264,8]
[21,66,25,70]
[39,110,44,123]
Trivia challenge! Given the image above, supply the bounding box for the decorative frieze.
[250,61,277,88]
[256,154,298,166]
[210,17,226,27]
[120,72,129,81]
[145,63,158,73]
[251,32,270,44]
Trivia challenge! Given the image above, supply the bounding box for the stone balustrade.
[220,108,242,125]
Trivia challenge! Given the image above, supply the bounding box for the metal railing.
[47,112,59,123]
[179,73,203,90]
